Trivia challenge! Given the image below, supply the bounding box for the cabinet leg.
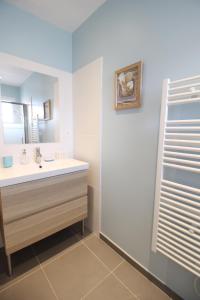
[81,219,85,236]
[6,254,12,277]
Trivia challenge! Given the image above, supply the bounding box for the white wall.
[0,53,73,164]
[73,58,102,233]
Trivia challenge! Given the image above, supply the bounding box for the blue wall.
[73,1,200,299]
[0,1,72,72]
[1,84,20,101]
[21,72,56,107]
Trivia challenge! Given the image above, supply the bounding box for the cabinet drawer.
[1,171,87,224]
[4,196,87,254]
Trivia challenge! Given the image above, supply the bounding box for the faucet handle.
[35,147,42,165]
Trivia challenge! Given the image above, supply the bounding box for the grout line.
[42,232,122,300]
[100,233,176,300]
[82,242,111,272]
[112,272,138,299]
[82,236,125,272]
[112,260,124,272]
[0,234,139,300]
[82,272,111,299]
[0,232,93,295]
[33,246,60,300]
[82,260,124,299]
[40,267,60,300]
[34,239,84,267]
[0,267,39,294]
[0,247,41,294]
[81,236,141,299]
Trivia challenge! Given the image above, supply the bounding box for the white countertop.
[0,159,89,187]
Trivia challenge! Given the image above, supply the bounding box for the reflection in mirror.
[0,65,58,144]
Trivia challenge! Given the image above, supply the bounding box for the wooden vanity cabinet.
[0,170,88,275]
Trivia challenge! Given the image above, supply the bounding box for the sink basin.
[0,159,89,187]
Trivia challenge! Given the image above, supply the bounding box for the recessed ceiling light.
[0,76,2,80]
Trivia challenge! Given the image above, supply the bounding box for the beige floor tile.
[0,269,56,300]
[84,274,136,300]
[0,246,39,291]
[33,227,82,265]
[84,236,123,270]
[114,261,170,300]
[148,282,170,300]
[44,244,109,300]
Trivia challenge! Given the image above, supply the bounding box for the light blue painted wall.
[21,72,56,106]
[1,84,20,101]
[0,1,72,72]
[73,1,200,299]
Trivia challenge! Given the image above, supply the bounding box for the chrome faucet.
[35,147,42,164]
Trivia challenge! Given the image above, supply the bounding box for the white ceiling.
[0,65,32,86]
[5,0,107,32]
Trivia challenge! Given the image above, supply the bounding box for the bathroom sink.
[0,159,89,187]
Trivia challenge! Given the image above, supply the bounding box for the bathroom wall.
[0,0,72,72]
[73,0,200,299]
[73,58,102,233]
[1,84,21,101]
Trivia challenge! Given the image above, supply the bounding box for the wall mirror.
[0,64,59,144]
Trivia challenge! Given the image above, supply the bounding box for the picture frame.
[115,61,142,110]
[43,99,52,120]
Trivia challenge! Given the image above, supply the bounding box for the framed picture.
[115,61,142,110]
[43,99,52,120]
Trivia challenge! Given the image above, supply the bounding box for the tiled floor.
[0,226,170,300]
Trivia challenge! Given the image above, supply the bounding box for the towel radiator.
[152,75,200,276]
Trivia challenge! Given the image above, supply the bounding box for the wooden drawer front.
[4,196,87,254]
[1,171,87,224]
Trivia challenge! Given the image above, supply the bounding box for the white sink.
[0,159,89,187]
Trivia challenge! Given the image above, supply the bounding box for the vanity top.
[0,159,89,187]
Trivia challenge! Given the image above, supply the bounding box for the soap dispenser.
[20,149,29,165]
